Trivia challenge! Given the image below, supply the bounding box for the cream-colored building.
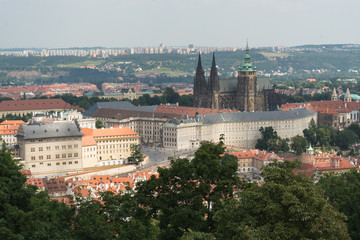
[82,126,140,162]
[81,135,98,168]
[17,122,84,176]
[162,108,317,150]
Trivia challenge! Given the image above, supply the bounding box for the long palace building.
[162,108,316,150]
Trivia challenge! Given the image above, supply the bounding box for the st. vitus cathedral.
[193,42,284,111]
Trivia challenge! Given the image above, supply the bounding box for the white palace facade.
[162,108,317,150]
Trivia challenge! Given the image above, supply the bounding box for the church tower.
[193,54,208,107]
[331,88,337,101]
[344,88,352,102]
[209,53,220,109]
[236,40,257,112]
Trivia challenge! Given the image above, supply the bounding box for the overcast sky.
[0,0,359,48]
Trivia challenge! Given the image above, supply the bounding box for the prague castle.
[193,42,284,111]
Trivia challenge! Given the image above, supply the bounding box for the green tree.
[290,135,307,155]
[317,169,360,240]
[255,127,278,150]
[214,160,350,240]
[136,139,243,240]
[127,144,144,165]
[163,87,180,103]
[95,119,104,129]
[0,143,74,239]
[303,118,317,146]
[348,123,360,138]
[335,129,359,150]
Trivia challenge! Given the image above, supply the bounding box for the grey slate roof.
[257,78,272,91]
[17,122,83,140]
[218,77,272,92]
[219,78,237,92]
[178,108,316,125]
[83,101,158,117]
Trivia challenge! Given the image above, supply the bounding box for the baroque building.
[193,42,284,111]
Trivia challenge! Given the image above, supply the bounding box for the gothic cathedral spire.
[209,52,220,92]
[193,54,207,107]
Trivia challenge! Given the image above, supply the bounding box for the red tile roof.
[26,177,45,187]
[82,135,97,147]
[82,126,139,138]
[0,99,83,112]
[0,120,25,125]
[228,149,281,162]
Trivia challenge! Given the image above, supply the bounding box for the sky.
[0,0,359,49]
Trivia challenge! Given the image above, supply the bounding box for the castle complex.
[193,42,284,111]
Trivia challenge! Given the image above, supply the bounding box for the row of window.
[98,149,129,154]
[31,144,79,152]
[97,139,136,143]
[30,153,79,160]
[30,137,79,143]
[98,144,130,149]
[31,160,79,168]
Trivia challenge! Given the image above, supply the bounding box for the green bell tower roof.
[239,40,257,72]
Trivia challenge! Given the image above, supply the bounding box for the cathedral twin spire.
[194,52,219,93]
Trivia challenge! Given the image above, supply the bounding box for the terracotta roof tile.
[82,135,97,147]
[82,126,139,138]
[0,99,83,112]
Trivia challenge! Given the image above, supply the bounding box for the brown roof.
[0,99,83,112]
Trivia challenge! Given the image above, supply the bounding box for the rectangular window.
[74,153,78,157]
[62,154,66,158]
[47,155,51,159]
[69,161,72,165]
[40,162,43,165]
[31,148,35,152]
[31,164,36,167]
[46,146,51,151]
[56,162,60,166]
[68,153,72,158]
[75,161,78,164]
[68,145,72,149]
[62,145,66,149]
[47,163,51,166]
[39,156,43,160]
[56,154,60,159]
[39,147,43,151]
[74,144,78,149]
[55,146,59,150]
[31,156,35,160]
[62,162,66,165]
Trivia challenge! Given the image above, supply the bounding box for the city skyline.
[1,0,359,49]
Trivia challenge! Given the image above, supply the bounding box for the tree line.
[255,119,360,155]
[54,88,193,110]
[1,139,359,239]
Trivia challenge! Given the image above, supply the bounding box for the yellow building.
[17,122,84,176]
[81,126,140,162]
